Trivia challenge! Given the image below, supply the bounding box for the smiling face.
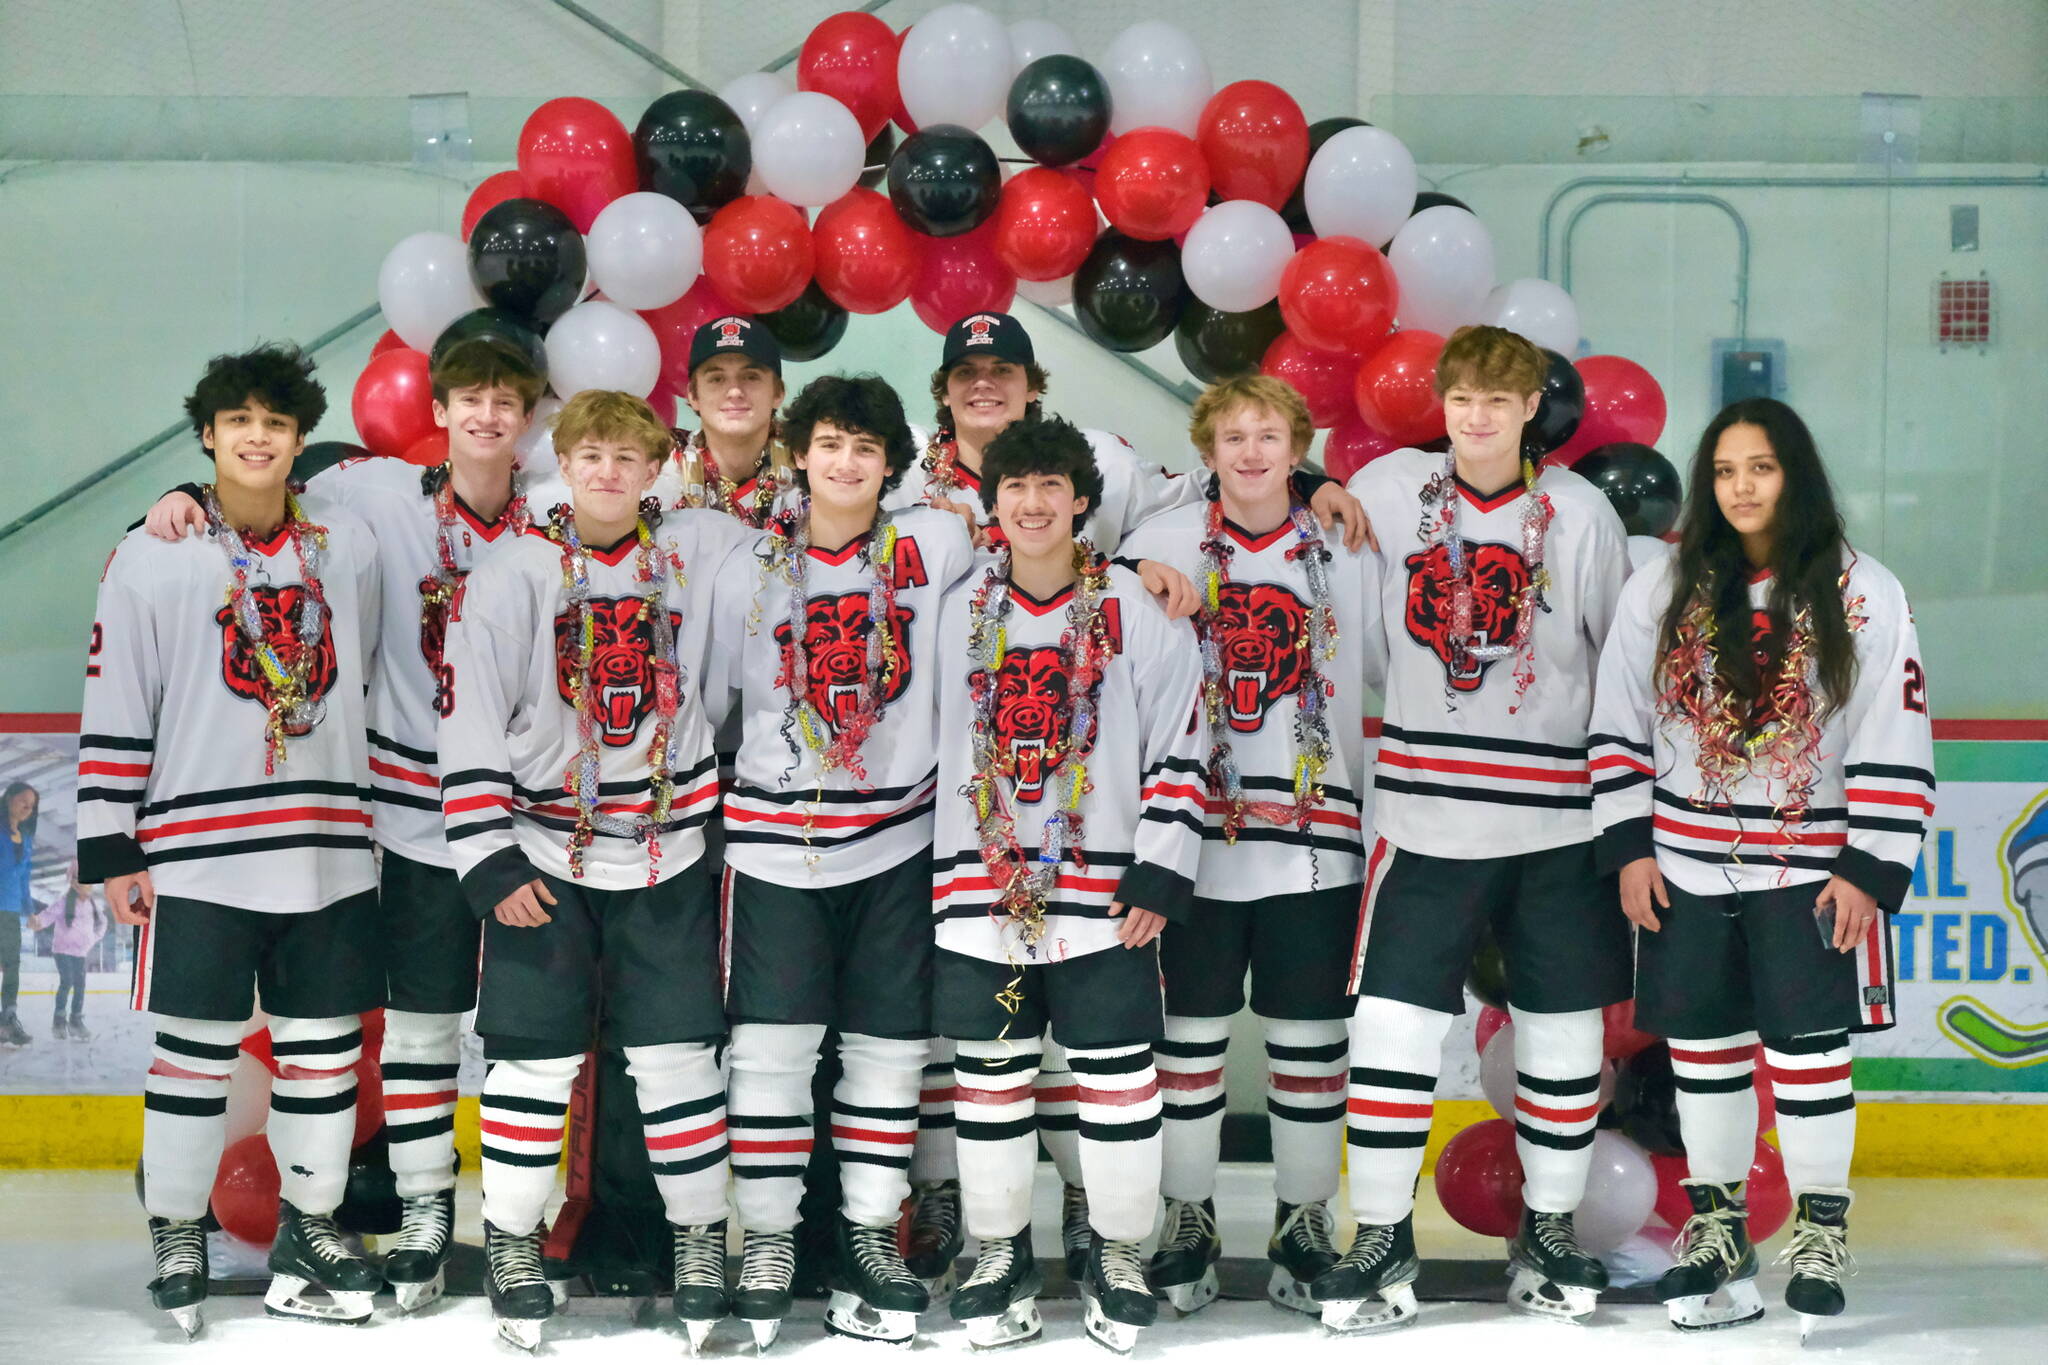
[1205,402,1302,510]
[1442,384,1541,469]
[688,355,783,445]
[945,355,1038,446]
[993,471,1088,562]
[559,438,663,529]
[203,397,304,497]
[6,787,35,829]
[435,381,531,467]
[795,420,888,520]
[1712,421,1784,547]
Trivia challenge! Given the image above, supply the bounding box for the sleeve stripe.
[79,760,150,777]
[1846,787,1935,815]
[1844,761,1935,787]
[79,734,154,752]
[1589,753,1654,775]
[1586,731,1651,757]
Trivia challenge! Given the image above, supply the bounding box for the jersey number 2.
[1902,658,1927,714]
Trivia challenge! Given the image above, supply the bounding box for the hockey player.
[437,390,752,1352]
[1119,376,1383,1317]
[138,335,546,1311]
[709,374,975,1348]
[81,345,385,1335]
[1322,325,1632,1331]
[931,416,1205,1353]
[1591,397,1932,1338]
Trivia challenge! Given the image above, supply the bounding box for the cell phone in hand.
[1813,900,1837,948]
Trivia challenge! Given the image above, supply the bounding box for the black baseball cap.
[688,315,782,378]
[941,312,1035,371]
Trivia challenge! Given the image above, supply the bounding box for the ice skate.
[670,1218,730,1355]
[949,1230,1043,1349]
[485,1220,556,1351]
[1311,1214,1420,1334]
[383,1188,454,1312]
[904,1178,964,1295]
[65,1018,92,1042]
[1658,1179,1765,1332]
[1150,1197,1219,1315]
[1059,1182,1092,1282]
[1080,1233,1156,1355]
[264,1200,382,1325]
[147,1215,209,1340]
[825,1215,930,1346]
[1506,1206,1607,1323]
[0,1010,30,1047]
[1776,1188,1854,1343]
[733,1229,797,1352]
[1266,1199,1338,1315]
[50,1016,69,1042]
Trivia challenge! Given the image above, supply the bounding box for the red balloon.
[240,1026,280,1078]
[813,188,920,313]
[1095,128,1210,242]
[517,97,637,234]
[1753,1045,1778,1133]
[352,1056,385,1148]
[1601,1000,1660,1060]
[1278,235,1400,355]
[1355,330,1447,445]
[1261,331,1357,430]
[401,430,449,467]
[1197,80,1309,210]
[704,196,815,314]
[1433,1118,1526,1238]
[642,277,742,394]
[461,169,528,241]
[352,348,438,460]
[799,11,899,141]
[1647,1140,1793,1240]
[1471,1003,1512,1057]
[359,1007,385,1060]
[370,329,408,357]
[1554,355,1667,463]
[991,168,1098,282]
[890,26,918,135]
[910,225,1015,336]
[647,375,681,425]
[1648,1151,1692,1231]
[212,1134,280,1246]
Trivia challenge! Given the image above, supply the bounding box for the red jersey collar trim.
[1222,517,1293,553]
[1749,566,1774,584]
[242,524,294,557]
[1007,557,1107,616]
[808,530,872,565]
[1454,474,1524,513]
[451,490,517,540]
[950,460,983,490]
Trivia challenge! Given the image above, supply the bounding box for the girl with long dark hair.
[1,780,39,1046]
[1590,398,1934,1339]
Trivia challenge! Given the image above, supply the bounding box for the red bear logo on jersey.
[973,647,1098,804]
[215,585,340,733]
[1403,540,1532,692]
[773,592,914,734]
[552,597,684,746]
[1210,582,1309,733]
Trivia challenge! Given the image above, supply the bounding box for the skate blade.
[166,1302,204,1340]
[961,1301,1043,1350]
[745,1317,782,1352]
[1666,1278,1765,1332]
[1264,1266,1319,1316]
[262,1275,374,1325]
[1506,1267,1598,1323]
[825,1290,919,1345]
[1081,1289,1145,1356]
[679,1317,718,1356]
[496,1316,545,1352]
[548,1277,571,1309]
[1319,1282,1419,1335]
[393,1267,446,1313]
[1798,1312,1831,1345]
[1162,1265,1219,1316]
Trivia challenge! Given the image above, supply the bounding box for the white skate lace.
[1061,1184,1091,1257]
[394,1192,452,1254]
[1671,1208,1743,1268]
[489,1227,547,1291]
[1160,1199,1217,1253]
[154,1219,207,1277]
[1277,1201,1335,1255]
[297,1209,355,1263]
[1334,1221,1396,1270]
[1097,1238,1149,1294]
[911,1180,961,1250]
[962,1237,1017,1288]
[1530,1211,1587,1260]
[738,1232,796,1291]
[849,1223,921,1288]
[672,1223,727,1290]
[1774,1222,1855,1283]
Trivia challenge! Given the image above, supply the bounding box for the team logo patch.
[973,646,1098,804]
[963,315,998,344]
[1403,540,1532,692]
[773,592,915,733]
[716,317,747,346]
[1210,582,1309,733]
[552,597,685,746]
[216,584,340,733]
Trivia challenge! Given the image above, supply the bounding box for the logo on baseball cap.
[942,312,1034,371]
[688,315,782,378]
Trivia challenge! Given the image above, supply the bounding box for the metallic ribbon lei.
[1416,451,1554,709]
[685,428,784,526]
[203,485,330,774]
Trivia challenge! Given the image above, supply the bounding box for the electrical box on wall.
[1711,339,1786,410]
[1934,276,1992,351]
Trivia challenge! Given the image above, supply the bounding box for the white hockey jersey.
[710,507,976,887]
[1121,495,1385,900]
[1590,549,1935,907]
[1346,449,1630,859]
[932,560,1206,966]
[438,509,752,907]
[886,425,1202,555]
[76,496,382,914]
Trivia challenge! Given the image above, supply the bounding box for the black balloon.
[761,282,849,362]
[1007,54,1113,168]
[888,125,1001,237]
[431,307,548,375]
[1611,1043,1685,1157]
[1074,231,1189,353]
[634,90,751,221]
[1175,300,1286,384]
[334,1138,402,1235]
[858,125,896,191]
[1575,442,1682,538]
[467,198,585,328]
[1466,924,1508,1010]
[1524,347,1586,458]
[1282,115,1372,232]
[1413,190,1473,216]
[296,441,373,483]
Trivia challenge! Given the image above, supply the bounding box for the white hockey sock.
[1036,1037,1083,1187]
[1157,1015,1231,1202]
[267,1015,363,1216]
[141,1016,243,1220]
[727,1023,825,1233]
[1344,996,1452,1224]
[479,1055,580,1236]
[833,1033,926,1227]
[1509,1007,1605,1213]
[909,1037,958,1184]
[1763,1032,1856,1190]
[1264,1016,1348,1206]
[1067,1043,1163,1242]
[1667,1032,1761,1183]
[952,1039,1040,1238]
[625,1042,729,1227]
[380,1009,463,1198]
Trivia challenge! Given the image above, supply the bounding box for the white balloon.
[1181,200,1294,313]
[543,300,661,402]
[1303,126,1417,248]
[1575,1132,1660,1254]
[1101,21,1212,136]
[751,91,866,208]
[222,1050,273,1144]
[1008,18,1077,75]
[1016,273,1074,308]
[898,4,1013,131]
[377,231,485,352]
[516,394,563,469]
[1479,1021,1518,1120]
[1388,206,1496,335]
[1483,277,1581,356]
[585,192,702,311]
[718,71,792,136]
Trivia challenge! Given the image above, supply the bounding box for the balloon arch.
[362,6,1675,498]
